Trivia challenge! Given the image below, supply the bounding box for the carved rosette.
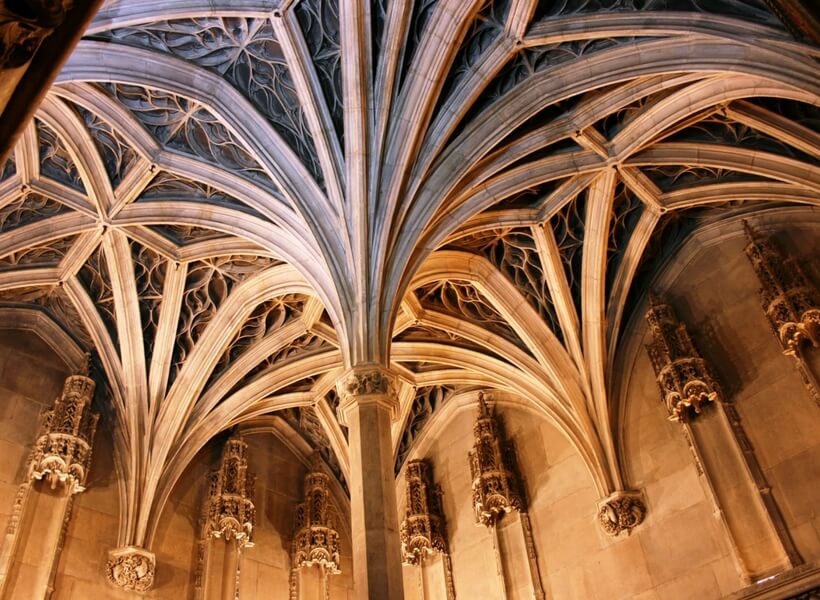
[105,546,156,592]
[0,0,73,70]
[203,434,256,547]
[292,458,341,573]
[334,365,399,425]
[400,459,448,565]
[743,222,820,355]
[28,373,99,493]
[597,491,646,536]
[645,294,722,422]
[468,394,524,527]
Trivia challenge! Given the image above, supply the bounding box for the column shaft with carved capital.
[467,395,544,600]
[645,295,800,581]
[291,457,340,599]
[743,222,820,406]
[335,365,404,600]
[0,371,98,600]
[195,434,255,600]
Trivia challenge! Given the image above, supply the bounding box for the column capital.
[105,546,156,592]
[597,490,646,536]
[335,364,400,426]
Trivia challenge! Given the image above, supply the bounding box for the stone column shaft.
[337,366,404,600]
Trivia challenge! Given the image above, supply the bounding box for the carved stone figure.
[597,491,647,536]
[645,293,723,421]
[105,546,155,592]
[468,394,525,527]
[292,456,341,573]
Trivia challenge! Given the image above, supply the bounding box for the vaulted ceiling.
[0,0,817,549]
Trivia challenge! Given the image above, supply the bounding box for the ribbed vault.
[0,0,817,564]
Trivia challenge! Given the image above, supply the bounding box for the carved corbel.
[468,394,525,526]
[292,457,341,574]
[28,373,98,493]
[597,491,647,536]
[334,365,399,425]
[400,459,448,565]
[203,434,256,547]
[645,293,723,421]
[105,546,155,592]
[743,222,820,404]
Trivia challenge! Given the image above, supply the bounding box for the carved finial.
[647,290,664,308]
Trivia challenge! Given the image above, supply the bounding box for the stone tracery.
[0,0,817,595]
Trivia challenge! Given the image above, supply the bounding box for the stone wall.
[0,330,356,598]
[397,218,820,599]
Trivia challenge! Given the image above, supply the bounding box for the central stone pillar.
[336,365,404,600]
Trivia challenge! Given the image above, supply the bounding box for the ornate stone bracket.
[292,457,341,574]
[28,373,98,493]
[203,433,256,547]
[743,221,820,405]
[335,364,400,425]
[468,394,525,527]
[597,490,647,536]
[645,293,723,421]
[105,546,155,592]
[400,459,448,564]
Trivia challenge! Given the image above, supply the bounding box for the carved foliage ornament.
[203,434,256,546]
[335,366,398,424]
[0,0,73,69]
[292,458,341,573]
[743,221,820,355]
[400,459,448,565]
[645,294,722,422]
[468,394,525,527]
[597,491,646,536]
[29,372,99,494]
[106,546,156,592]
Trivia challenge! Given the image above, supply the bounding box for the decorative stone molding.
[0,0,73,70]
[203,433,256,547]
[28,371,99,493]
[743,221,820,404]
[292,456,341,573]
[468,394,525,527]
[743,221,820,354]
[400,459,448,565]
[597,490,647,536]
[645,293,723,421]
[334,365,399,425]
[105,546,156,592]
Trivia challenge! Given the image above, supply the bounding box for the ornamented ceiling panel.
[0,0,818,549]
